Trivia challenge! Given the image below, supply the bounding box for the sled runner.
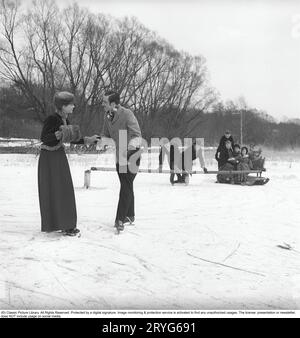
[242,177,269,186]
[216,175,269,186]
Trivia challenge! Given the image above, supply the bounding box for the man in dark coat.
[216,140,233,168]
[159,138,207,184]
[218,130,235,149]
[215,130,235,169]
[180,138,208,183]
[216,139,238,183]
[159,142,182,184]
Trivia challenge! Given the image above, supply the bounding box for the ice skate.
[123,216,135,226]
[114,220,124,234]
[63,228,80,237]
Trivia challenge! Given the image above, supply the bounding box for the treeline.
[0,0,215,140]
[196,101,300,148]
[1,0,300,148]
[1,85,300,148]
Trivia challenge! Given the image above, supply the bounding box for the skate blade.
[124,222,135,226]
[63,233,81,238]
[114,227,124,234]
[63,232,81,237]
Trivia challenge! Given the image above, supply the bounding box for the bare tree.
[0,0,216,137]
[0,0,48,120]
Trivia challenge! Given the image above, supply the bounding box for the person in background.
[237,146,253,183]
[159,142,183,184]
[249,143,262,158]
[249,143,265,170]
[219,130,235,150]
[215,130,235,168]
[232,143,241,170]
[159,138,207,184]
[216,139,236,183]
[181,138,208,184]
[215,138,233,169]
[38,91,98,236]
[233,144,241,158]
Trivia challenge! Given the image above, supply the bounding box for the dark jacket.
[217,148,235,168]
[159,144,181,170]
[160,142,206,171]
[41,113,84,147]
[219,135,234,149]
[215,135,235,163]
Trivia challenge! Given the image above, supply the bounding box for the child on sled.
[237,146,253,183]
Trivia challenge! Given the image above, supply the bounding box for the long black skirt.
[38,147,77,232]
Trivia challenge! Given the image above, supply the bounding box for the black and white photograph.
[0,0,299,319]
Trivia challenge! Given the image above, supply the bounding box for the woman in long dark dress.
[38,91,98,236]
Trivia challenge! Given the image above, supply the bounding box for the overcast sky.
[23,0,300,120]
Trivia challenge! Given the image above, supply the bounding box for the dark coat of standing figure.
[237,146,253,182]
[216,145,234,168]
[100,91,142,231]
[159,139,207,183]
[216,140,237,183]
[159,143,182,183]
[38,92,98,235]
[215,130,235,169]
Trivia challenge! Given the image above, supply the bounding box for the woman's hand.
[55,131,62,140]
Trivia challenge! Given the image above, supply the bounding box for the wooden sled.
[216,176,269,186]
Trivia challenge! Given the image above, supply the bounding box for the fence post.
[84,170,91,189]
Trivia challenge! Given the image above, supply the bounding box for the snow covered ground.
[0,151,300,310]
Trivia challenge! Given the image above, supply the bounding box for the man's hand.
[91,135,100,143]
[85,135,100,144]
